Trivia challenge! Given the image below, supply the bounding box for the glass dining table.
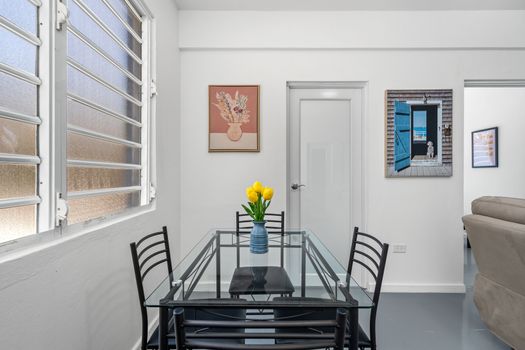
[145,229,374,350]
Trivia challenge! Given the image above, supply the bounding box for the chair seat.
[229,266,295,296]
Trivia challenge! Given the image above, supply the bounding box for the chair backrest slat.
[185,319,338,328]
[174,307,347,350]
[137,240,165,260]
[356,231,384,247]
[235,211,285,236]
[353,259,378,280]
[185,340,337,350]
[141,258,168,281]
[235,211,285,268]
[139,248,168,270]
[136,230,164,247]
[353,250,380,270]
[355,240,381,258]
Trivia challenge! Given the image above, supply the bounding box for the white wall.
[464,87,525,213]
[0,1,181,349]
[179,10,525,293]
[179,10,525,49]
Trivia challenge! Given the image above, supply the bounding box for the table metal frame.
[151,230,366,350]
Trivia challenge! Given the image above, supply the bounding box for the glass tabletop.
[145,229,373,309]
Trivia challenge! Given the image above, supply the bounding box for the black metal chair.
[173,305,348,350]
[229,211,295,299]
[130,226,176,350]
[274,227,389,350]
[346,226,389,350]
[131,227,249,349]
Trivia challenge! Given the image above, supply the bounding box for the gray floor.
[193,240,509,349]
[373,240,508,350]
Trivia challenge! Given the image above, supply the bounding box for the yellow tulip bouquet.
[242,181,274,221]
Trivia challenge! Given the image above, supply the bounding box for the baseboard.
[131,314,159,350]
[376,282,466,293]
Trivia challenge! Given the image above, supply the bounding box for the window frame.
[0,0,156,254]
[0,0,44,238]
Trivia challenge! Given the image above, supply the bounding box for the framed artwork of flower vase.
[209,85,260,152]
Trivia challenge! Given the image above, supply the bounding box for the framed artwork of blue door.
[385,89,453,177]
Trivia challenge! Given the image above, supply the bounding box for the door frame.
[406,100,443,164]
[463,79,525,288]
[286,81,369,284]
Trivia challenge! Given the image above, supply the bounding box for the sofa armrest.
[462,214,525,296]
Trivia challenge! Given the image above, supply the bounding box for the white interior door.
[288,84,364,284]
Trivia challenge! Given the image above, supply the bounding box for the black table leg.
[159,306,169,350]
[236,233,240,268]
[301,233,306,297]
[216,234,221,298]
[348,306,359,350]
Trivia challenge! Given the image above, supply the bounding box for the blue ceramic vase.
[250,220,268,254]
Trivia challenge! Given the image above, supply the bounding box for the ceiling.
[174,0,525,11]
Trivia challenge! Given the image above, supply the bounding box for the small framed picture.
[209,85,260,152]
[472,127,498,168]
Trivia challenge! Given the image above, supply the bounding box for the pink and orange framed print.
[209,85,260,152]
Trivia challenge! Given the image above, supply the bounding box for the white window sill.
[0,201,156,264]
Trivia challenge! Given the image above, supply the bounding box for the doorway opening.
[405,101,443,167]
[410,104,438,161]
[463,80,525,286]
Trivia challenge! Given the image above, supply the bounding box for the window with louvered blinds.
[0,0,42,242]
[65,0,146,224]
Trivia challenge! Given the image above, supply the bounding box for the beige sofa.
[463,196,525,350]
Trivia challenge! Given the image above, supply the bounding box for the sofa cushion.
[472,196,525,225]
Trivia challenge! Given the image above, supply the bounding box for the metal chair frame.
[130,226,174,350]
[173,306,348,350]
[347,227,389,350]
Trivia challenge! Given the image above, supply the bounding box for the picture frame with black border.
[472,127,498,168]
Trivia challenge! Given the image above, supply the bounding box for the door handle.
[291,183,306,190]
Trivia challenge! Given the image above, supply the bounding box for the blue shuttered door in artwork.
[394,101,411,171]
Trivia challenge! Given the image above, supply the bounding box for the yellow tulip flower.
[252,181,263,193]
[247,190,258,203]
[246,187,254,196]
[262,187,274,200]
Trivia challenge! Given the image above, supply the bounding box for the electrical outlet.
[392,244,407,253]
